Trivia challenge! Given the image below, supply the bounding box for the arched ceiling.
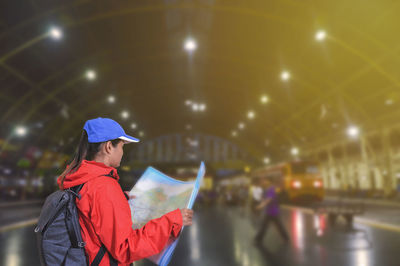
[1,0,400,162]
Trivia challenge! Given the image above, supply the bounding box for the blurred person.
[57,117,194,265]
[254,178,289,244]
[250,179,263,215]
[238,185,248,214]
[238,185,248,205]
[225,188,233,206]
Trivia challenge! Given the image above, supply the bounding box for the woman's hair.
[59,130,121,189]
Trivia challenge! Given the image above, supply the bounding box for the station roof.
[1,0,399,162]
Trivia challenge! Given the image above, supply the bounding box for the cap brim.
[119,135,140,143]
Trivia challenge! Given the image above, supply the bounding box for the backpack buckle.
[78,242,86,248]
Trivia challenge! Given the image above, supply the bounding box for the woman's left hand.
[180,209,194,226]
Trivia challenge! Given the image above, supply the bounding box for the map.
[128,162,205,266]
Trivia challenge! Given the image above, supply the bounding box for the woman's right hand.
[180,209,194,226]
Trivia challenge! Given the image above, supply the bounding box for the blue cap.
[83,117,139,143]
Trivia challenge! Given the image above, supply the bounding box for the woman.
[58,117,193,265]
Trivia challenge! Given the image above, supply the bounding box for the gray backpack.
[35,184,117,266]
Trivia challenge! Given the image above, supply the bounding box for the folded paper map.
[128,162,205,266]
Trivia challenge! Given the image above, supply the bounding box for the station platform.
[1,202,400,266]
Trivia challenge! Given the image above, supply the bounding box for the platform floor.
[1,205,399,266]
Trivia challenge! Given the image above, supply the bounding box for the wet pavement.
[0,201,42,229]
[1,204,400,266]
[322,197,400,226]
[265,197,400,231]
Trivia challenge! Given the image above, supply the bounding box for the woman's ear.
[104,141,113,154]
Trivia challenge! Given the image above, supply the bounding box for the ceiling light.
[86,70,96,81]
[261,95,269,104]
[107,95,115,104]
[192,103,199,112]
[199,103,206,112]
[347,126,360,138]
[281,71,290,81]
[315,30,326,41]
[15,126,27,137]
[247,111,255,119]
[49,27,63,40]
[121,111,129,119]
[184,38,197,52]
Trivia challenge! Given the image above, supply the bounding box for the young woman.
[58,117,193,265]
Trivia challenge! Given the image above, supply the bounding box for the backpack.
[35,184,118,266]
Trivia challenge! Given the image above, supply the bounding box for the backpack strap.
[91,244,118,266]
[65,211,83,248]
[65,184,86,248]
[67,183,84,200]
[104,170,115,178]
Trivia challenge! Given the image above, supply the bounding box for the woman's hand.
[180,209,194,226]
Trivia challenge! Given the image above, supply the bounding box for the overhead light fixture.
[86,70,96,81]
[291,147,299,156]
[247,111,255,119]
[121,110,129,119]
[184,38,197,52]
[347,126,360,138]
[281,71,290,81]
[107,95,115,104]
[199,103,206,112]
[131,123,137,129]
[192,103,199,112]
[15,126,27,137]
[49,26,63,40]
[231,131,238,137]
[315,30,326,41]
[261,95,269,104]
[238,122,245,130]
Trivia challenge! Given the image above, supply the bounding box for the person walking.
[254,178,289,244]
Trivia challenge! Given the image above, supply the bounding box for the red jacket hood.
[58,160,119,189]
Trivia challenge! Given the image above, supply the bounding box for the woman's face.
[109,141,124,168]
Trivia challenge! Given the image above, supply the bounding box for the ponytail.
[59,131,122,189]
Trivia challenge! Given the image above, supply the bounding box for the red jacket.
[57,160,182,265]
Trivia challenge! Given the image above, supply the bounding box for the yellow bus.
[252,161,324,201]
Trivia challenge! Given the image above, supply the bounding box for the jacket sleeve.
[91,178,183,264]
